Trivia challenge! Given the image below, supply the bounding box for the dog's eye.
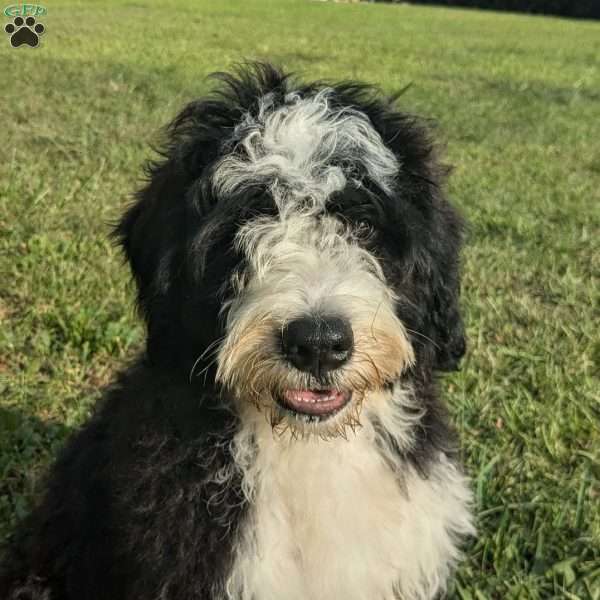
[354,219,379,243]
[353,215,379,234]
[327,188,380,233]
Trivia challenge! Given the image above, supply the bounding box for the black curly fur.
[0,63,466,599]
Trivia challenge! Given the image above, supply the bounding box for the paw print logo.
[4,16,45,48]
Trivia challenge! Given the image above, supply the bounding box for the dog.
[0,63,474,600]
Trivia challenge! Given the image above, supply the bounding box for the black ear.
[113,158,198,363]
[116,163,183,299]
[114,95,228,302]
[361,100,466,372]
[394,193,466,374]
[428,252,466,371]
[392,202,466,374]
[112,98,222,365]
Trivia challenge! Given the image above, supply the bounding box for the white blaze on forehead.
[212,89,399,209]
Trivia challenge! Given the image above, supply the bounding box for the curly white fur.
[212,88,399,207]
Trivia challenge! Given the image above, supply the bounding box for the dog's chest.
[225,426,457,600]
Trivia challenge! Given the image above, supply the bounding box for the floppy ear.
[116,163,184,299]
[390,198,466,373]
[367,103,466,372]
[113,158,199,363]
[116,127,219,366]
[428,246,466,371]
[115,95,227,303]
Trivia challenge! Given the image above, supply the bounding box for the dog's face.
[116,65,465,438]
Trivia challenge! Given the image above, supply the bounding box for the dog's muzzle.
[277,315,354,420]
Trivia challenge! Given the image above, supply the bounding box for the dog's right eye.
[328,199,381,233]
[327,185,385,232]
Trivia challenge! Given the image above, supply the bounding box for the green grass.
[1,1,599,597]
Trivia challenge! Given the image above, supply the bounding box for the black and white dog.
[1,63,474,600]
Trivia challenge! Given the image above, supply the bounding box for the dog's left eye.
[327,187,383,233]
[357,219,373,230]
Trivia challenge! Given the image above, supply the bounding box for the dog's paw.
[4,16,45,48]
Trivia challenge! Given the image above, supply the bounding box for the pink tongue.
[282,389,349,416]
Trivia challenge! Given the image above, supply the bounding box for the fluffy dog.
[0,63,474,600]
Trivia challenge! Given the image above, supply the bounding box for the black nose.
[281,316,354,378]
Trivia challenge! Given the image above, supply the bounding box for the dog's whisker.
[405,328,441,350]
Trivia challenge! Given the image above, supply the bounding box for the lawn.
[0,0,599,597]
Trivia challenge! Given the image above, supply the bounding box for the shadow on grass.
[0,407,72,541]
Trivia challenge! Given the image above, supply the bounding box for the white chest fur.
[224,407,474,600]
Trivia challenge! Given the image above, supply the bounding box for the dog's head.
[115,64,465,437]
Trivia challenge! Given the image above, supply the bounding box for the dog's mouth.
[277,389,352,419]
